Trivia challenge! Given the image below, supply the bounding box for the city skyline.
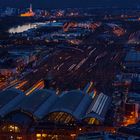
[0,0,140,9]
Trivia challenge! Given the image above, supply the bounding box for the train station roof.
[14,89,56,116]
[0,88,111,124]
[48,90,92,119]
[84,93,112,121]
[0,88,23,110]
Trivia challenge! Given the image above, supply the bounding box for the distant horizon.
[0,0,140,9]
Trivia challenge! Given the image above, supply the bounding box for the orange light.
[71,134,76,137]
[15,80,28,89]
[26,80,44,95]
[20,4,35,17]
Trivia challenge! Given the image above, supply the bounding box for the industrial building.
[124,49,140,73]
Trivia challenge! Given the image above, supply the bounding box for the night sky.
[0,0,140,9]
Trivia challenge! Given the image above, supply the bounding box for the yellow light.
[42,134,47,137]
[36,134,41,137]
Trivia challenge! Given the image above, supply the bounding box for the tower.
[20,3,35,17]
[29,4,33,12]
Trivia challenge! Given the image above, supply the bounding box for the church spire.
[30,4,32,12]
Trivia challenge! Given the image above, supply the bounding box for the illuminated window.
[47,112,75,124]
[36,133,41,140]
[36,134,41,137]
[84,118,100,125]
[42,134,47,137]
[36,133,47,140]
[2,125,20,133]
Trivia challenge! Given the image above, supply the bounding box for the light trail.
[15,80,28,89]
[26,80,45,96]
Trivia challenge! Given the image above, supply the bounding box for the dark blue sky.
[0,0,140,9]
